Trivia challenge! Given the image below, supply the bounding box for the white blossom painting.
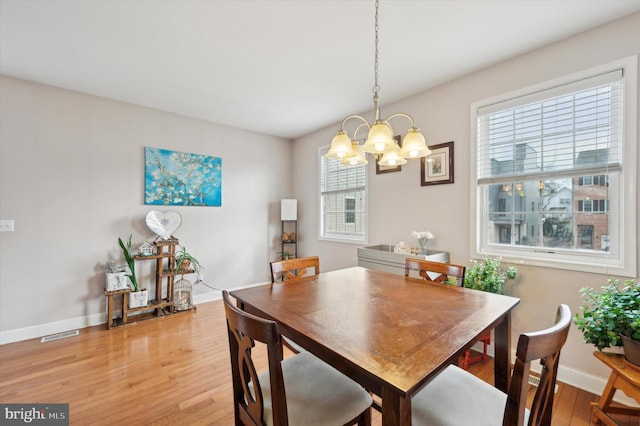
[145,147,222,206]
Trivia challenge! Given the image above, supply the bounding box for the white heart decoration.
[146,210,182,240]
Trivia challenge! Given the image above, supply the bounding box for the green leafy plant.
[278,250,292,260]
[175,246,202,276]
[574,278,640,350]
[118,234,139,292]
[463,257,518,295]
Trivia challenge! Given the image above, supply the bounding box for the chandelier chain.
[326,0,428,166]
[373,0,380,97]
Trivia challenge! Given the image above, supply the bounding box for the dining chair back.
[412,304,572,426]
[404,257,489,369]
[223,290,372,426]
[270,256,320,283]
[404,258,466,286]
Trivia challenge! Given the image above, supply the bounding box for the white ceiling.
[1,0,639,139]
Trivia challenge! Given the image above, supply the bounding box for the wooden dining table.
[230,266,520,426]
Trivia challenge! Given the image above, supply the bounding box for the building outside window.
[470,56,637,275]
[319,147,367,242]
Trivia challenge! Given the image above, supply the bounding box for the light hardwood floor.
[0,299,636,425]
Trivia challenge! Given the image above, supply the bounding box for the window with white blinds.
[477,70,622,184]
[470,57,637,276]
[319,147,367,242]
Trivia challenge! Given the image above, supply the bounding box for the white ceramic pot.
[128,290,149,308]
[105,272,128,291]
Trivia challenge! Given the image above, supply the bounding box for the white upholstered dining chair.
[412,304,571,426]
[223,290,372,426]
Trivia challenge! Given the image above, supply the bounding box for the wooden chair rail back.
[222,291,289,426]
[504,304,571,426]
[270,256,320,283]
[404,258,466,286]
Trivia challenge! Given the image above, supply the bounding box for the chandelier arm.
[353,123,369,141]
[382,112,417,128]
[340,115,372,132]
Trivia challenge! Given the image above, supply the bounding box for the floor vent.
[41,329,79,343]
[528,374,560,393]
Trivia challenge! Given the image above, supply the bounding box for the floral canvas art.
[145,147,222,206]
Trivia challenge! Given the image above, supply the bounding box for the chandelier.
[326,0,430,167]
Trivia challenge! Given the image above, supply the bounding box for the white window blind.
[477,69,622,185]
[319,147,366,241]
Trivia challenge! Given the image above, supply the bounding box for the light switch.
[0,220,15,232]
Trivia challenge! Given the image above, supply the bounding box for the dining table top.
[230,266,520,398]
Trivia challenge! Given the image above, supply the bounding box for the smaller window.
[345,198,356,224]
[319,146,367,243]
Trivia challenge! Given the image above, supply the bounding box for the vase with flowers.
[411,231,434,255]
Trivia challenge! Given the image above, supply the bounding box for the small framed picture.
[420,141,454,186]
[375,135,402,174]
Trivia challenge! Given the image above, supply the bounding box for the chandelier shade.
[341,140,368,166]
[326,0,428,167]
[362,121,395,154]
[378,145,408,167]
[399,128,430,158]
[326,131,353,159]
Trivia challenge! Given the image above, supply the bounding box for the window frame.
[318,145,368,244]
[470,56,637,276]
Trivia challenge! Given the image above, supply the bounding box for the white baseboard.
[0,312,104,345]
[0,284,260,345]
[473,341,639,408]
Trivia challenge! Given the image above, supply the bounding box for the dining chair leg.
[357,407,372,426]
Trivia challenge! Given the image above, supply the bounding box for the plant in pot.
[574,278,640,366]
[278,250,292,260]
[463,257,518,295]
[104,261,129,291]
[118,234,148,308]
[175,246,202,276]
[174,246,203,311]
[462,257,518,368]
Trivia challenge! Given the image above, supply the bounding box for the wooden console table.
[591,351,640,425]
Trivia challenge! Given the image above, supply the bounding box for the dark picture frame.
[420,141,454,186]
[375,135,402,174]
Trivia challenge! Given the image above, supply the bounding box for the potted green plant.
[175,246,202,276]
[278,250,292,260]
[461,257,518,368]
[574,278,640,365]
[118,234,148,308]
[463,257,518,295]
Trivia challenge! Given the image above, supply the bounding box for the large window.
[319,147,367,242]
[471,57,637,275]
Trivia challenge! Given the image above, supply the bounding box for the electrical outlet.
[0,220,15,232]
